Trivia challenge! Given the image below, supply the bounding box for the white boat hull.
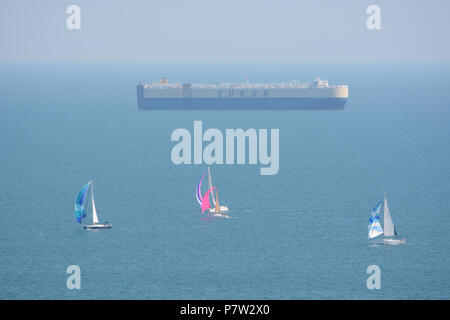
[83,223,111,230]
[209,205,229,213]
[370,237,406,245]
[209,213,230,219]
[382,238,406,245]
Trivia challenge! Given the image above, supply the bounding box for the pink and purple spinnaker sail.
[196,170,215,213]
[201,187,215,213]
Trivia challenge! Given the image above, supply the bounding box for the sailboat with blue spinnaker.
[75,180,111,229]
[368,194,405,244]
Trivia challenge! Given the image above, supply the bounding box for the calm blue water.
[0,62,449,299]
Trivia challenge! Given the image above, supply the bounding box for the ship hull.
[137,97,347,110]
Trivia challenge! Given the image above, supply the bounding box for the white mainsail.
[383,194,396,237]
[91,181,99,225]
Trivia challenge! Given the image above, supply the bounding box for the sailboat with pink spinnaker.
[196,168,230,218]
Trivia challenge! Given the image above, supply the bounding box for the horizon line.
[1,59,450,63]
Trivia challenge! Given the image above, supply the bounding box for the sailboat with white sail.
[368,194,405,244]
[75,180,111,229]
[195,168,230,218]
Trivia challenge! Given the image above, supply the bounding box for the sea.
[0,62,449,299]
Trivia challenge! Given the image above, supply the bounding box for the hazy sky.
[1,0,449,62]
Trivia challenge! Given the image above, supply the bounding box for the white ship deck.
[140,78,348,99]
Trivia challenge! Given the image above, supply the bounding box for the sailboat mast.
[208,167,216,206]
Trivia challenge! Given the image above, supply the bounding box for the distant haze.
[1,0,449,62]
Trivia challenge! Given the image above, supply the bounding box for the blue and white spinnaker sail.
[75,182,90,223]
[368,201,383,239]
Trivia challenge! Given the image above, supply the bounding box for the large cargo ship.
[137,78,348,110]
